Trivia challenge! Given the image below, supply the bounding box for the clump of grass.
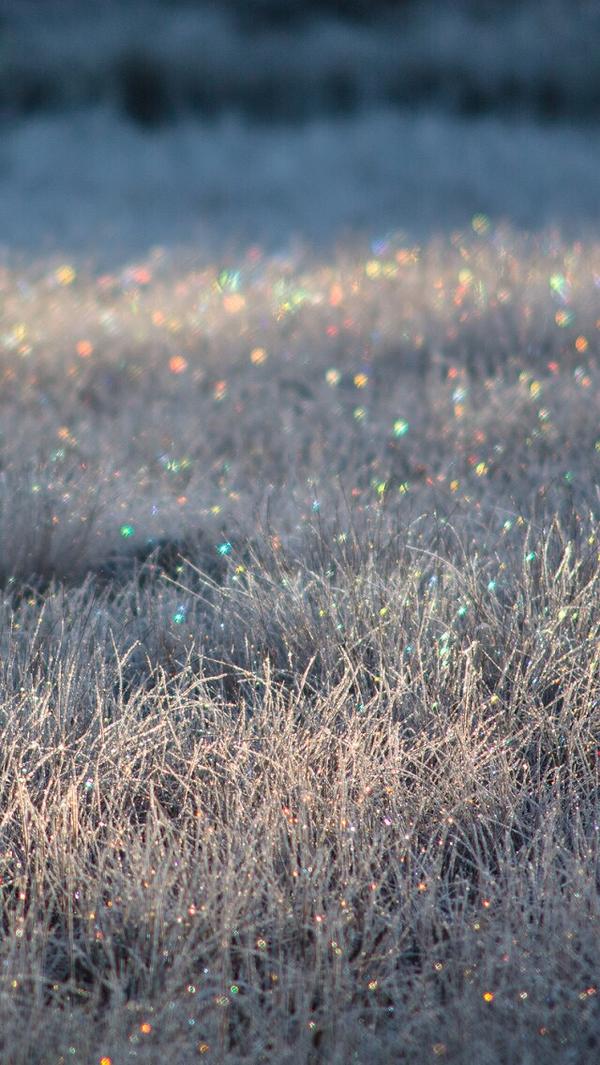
[0,227,598,1062]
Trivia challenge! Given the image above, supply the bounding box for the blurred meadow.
[0,2,599,1064]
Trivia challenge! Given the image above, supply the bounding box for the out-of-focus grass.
[0,226,598,1063]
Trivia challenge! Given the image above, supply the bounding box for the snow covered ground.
[2,105,599,271]
[0,0,598,268]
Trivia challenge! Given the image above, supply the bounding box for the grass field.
[0,224,598,1063]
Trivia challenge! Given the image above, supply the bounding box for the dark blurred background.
[0,0,599,263]
[2,0,599,125]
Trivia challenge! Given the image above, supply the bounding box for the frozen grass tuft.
[0,227,598,1062]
